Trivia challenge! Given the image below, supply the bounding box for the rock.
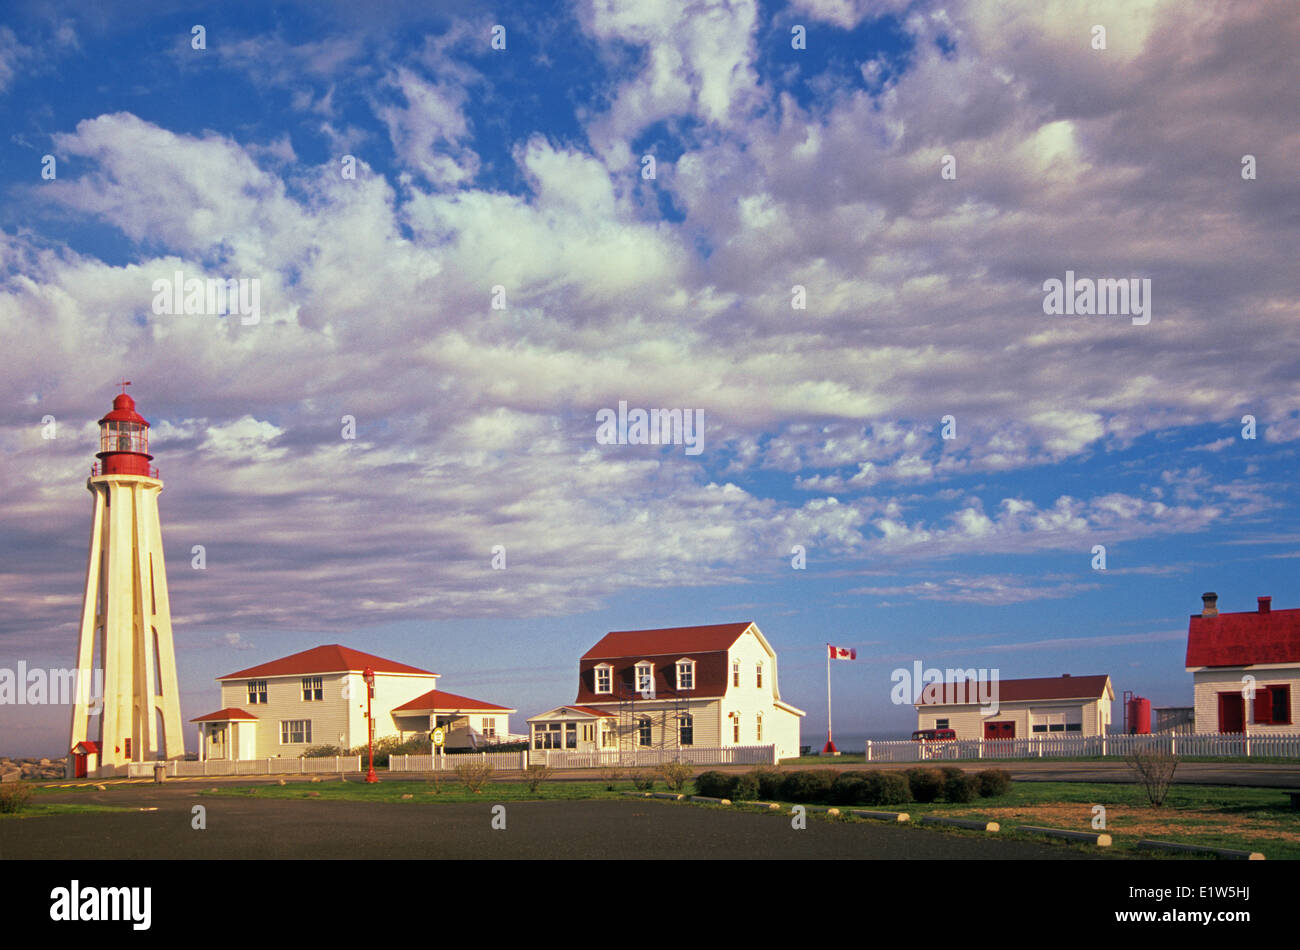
[277,778,286,786]
[310,777,321,783]
[401,793,413,799]
[39,758,51,766]
[94,784,106,791]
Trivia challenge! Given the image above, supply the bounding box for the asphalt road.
[3,786,1095,860]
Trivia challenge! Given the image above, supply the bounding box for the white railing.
[386,745,778,771]
[126,755,363,778]
[864,732,1300,762]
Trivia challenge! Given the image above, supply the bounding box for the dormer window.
[635,662,654,695]
[676,659,695,691]
[595,664,612,694]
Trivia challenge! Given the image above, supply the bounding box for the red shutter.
[1253,687,1273,724]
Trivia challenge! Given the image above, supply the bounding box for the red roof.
[190,707,259,722]
[582,622,753,660]
[393,689,515,713]
[72,740,100,753]
[1186,601,1300,668]
[219,644,436,680]
[915,674,1112,705]
[99,392,149,426]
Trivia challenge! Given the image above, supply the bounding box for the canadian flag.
[828,644,856,660]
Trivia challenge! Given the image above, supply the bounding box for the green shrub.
[732,772,760,801]
[453,760,493,793]
[304,745,344,758]
[752,767,784,800]
[0,783,34,814]
[694,771,737,799]
[659,761,693,792]
[831,772,871,805]
[861,771,911,806]
[630,771,655,791]
[944,772,980,803]
[976,769,1012,798]
[597,767,623,791]
[782,769,837,804]
[905,767,944,803]
[939,766,964,783]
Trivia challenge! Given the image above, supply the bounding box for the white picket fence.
[387,745,777,772]
[126,755,363,778]
[864,732,1300,763]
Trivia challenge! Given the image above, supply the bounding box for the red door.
[74,754,87,778]
[984,721,1015,739]
[1218,693,1244,733]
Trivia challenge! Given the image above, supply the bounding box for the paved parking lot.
[3,786,1095,859]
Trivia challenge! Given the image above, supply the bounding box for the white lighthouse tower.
[67,384,185,777]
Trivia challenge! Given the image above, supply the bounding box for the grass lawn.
[0,802,136,819]
[724,781,1300,859]
[199,779,635,805]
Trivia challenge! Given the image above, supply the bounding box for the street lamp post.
[363,667,378,783]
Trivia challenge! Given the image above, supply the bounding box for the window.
[565,722,577,749]
[732,713,741,743]
[1065,723,1082,732]
[1256,685,1293,725]
[280,720,312,744]
[679,714,694,746]
[733,659,740,687]
[935,718,950,729]
[582,723,593,743]
[302,676,323,701]
[601,723,616,748]
[247,680,267,704]
[534,723,563,749]
[756,713,763,742]
[595,665,612,694]
[676,659,694,690]
[482,718,496,738]
[636,663,654,695]
[756,662,763,688]
[638,717,652,747]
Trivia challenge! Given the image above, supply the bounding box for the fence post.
[865,740,871,762]
[335,755,339,772]
[1168,735,1174,756]
[300,757,304,773]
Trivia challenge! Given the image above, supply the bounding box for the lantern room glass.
[100,420,148,455]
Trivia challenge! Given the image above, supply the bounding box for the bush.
[694,771,737,799]
[782,769,837,804]
[630,771,655,791]
[304,745,344,758]
[732,772,761,801]
[831,772,872,805]
[453,760,493,793]
[0,783,34,814]
[751,767,784,800]
[861,771,911,806]
[1127,749,1179,807]
[939,766,964,784]
[976,769,1012,798]
[525,764,552,794]
[905,767,944,803]
[597,767,623,791]
[659,761,693,792]
[944,771,980,803]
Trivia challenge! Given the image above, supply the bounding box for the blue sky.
[2,0,1299,755]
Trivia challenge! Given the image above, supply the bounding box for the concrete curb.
[688,796,731,805]
[649,792,685,800]
[1016,825,1111,846]
[920,815,999,832]
[1137,839,1264,860]
[851,809,910,822]
[801,804,842,816]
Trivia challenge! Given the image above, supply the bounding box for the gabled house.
[190,644,513,760]
[1186,593,1300,734]
[527,621,805,759]
[914,674,1114,739]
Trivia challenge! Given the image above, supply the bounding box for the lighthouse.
[67,384,185,777]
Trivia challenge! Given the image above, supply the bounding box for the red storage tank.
[1124,691,1151,735]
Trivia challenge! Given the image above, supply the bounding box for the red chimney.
[1201,592,1218,617]
[1258,596,1272,614]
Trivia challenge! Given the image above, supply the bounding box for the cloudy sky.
[2,0,1297,755]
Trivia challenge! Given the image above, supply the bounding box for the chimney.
[1062,673,1071,678]
[1258,596,1272,614]
[1201,592,1218,617]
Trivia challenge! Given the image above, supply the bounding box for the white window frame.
[280,719,312,744]
[732,712,741,743]
[248,680,267,704]
[635,662,654,695]
[732,659,740,687]
[594,664,613,694]
[676,658,695,691]
[756,712,763,742]
[302,676,323,701]
[679,713,694,746]
[482,717,496,738]
[756,662,763,688]
[637,717,652,747]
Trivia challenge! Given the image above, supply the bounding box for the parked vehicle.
[911,728,957,741]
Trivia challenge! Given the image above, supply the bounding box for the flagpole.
[823,644,838,755]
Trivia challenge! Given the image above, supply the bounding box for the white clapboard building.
[528,622,805,759]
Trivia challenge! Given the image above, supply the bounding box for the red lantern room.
[93,382,157,478]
